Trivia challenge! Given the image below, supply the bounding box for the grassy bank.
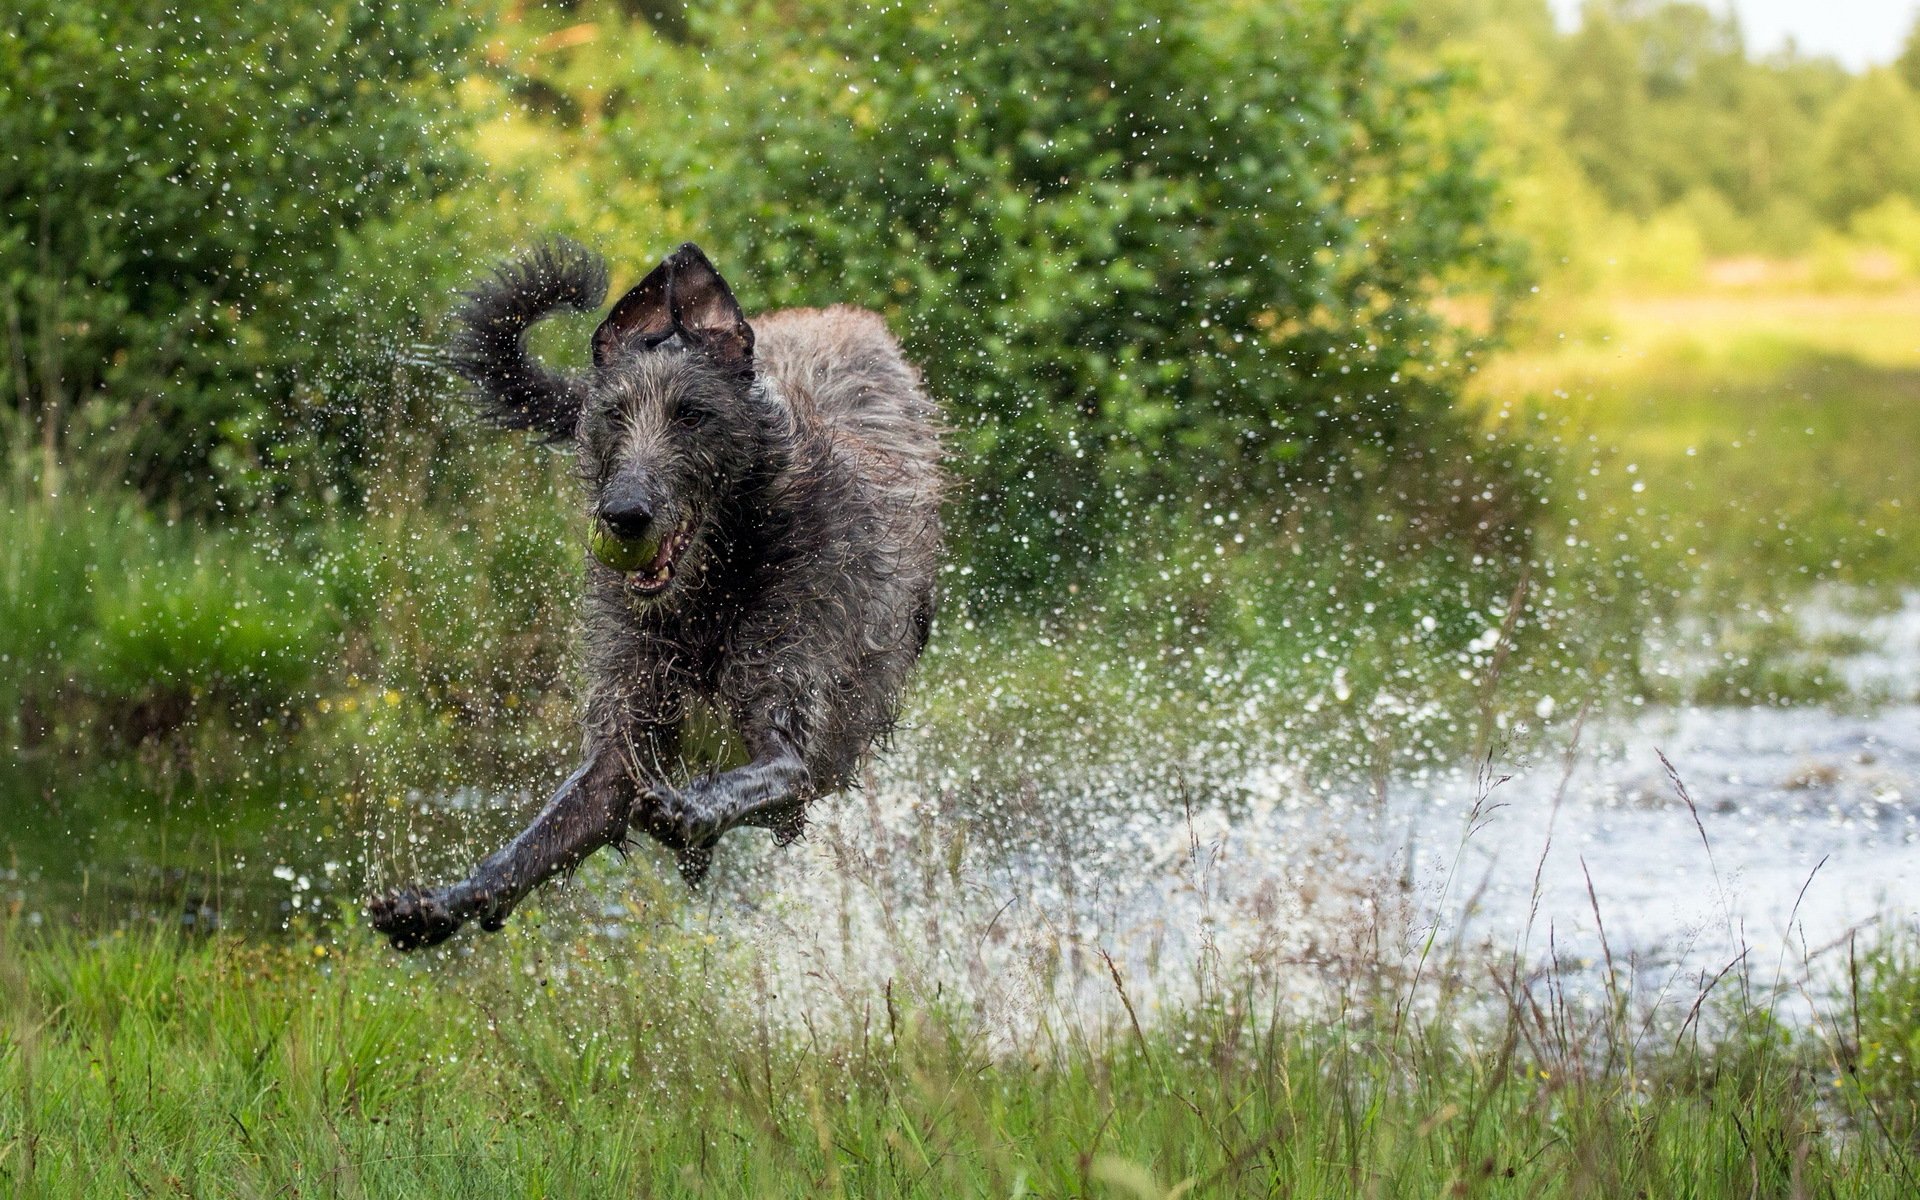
[1,919,1916,1197]
[1479,290,1920,596]
[1,436,1633,789]
[1471,288,1920,706]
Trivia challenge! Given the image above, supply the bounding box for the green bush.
[1816,70,1920,223]
[0,0,473,508]
[1,484,333,746]
[1852,196,1920,274]
[88,552,328,717]
[596,0,1524,596]
[0,487,149,740]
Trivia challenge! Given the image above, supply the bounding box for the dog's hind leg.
[368,745,638,951]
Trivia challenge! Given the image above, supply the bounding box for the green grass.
[1572,345,1913,591]
[5,426,1636,798]
[1842,935,1920,1149]
[0,485,339,750]
[3,434,583,773]
[1468,289,1920,705]
[1,918,1915,1197]
[1480,291,1920,596]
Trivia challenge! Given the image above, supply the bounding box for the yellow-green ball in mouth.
[589,522,662,574]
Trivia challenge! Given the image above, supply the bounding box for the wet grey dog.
[368,241,942,951]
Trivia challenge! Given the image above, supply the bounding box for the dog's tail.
[446,239,608,442]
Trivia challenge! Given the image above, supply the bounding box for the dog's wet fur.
[368,241,942,950]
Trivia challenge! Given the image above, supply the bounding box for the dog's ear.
[666,243,754,376]
[592,257,676,367]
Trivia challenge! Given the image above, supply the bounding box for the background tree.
[1899,12,1920,93]
[0,0,472,508]
[586,0,1525,597]
[1816,69,1920,222]
[1560,5,1663,214]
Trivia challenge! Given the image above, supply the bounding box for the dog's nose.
[599,501,653,542]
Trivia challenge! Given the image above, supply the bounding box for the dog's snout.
[599,498,654,541]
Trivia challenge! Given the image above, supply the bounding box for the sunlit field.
[1480,289,1920,593]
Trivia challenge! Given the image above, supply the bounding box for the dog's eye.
[673,402,711,429]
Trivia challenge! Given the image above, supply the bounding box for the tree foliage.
[1899,13,1920,94]
[0,0,471,505]
[1554,1,1849,221]
[1816,70,1920,222]
[9,0,1916,569]
[593,0,1521,591]
[1415,2,1920,246]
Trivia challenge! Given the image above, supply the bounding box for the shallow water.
[685,698,1917,1034]
[6,594,1916,1036]
[694,593,1920,1031]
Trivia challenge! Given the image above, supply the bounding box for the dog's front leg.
[639,726,811,885]
[368,745,637,950]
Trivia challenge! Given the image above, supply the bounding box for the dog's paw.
[367,885,469,952]
[767,803,809,848]
[675,841,717,888]
[639,783,724,851]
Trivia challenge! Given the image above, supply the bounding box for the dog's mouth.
[621,516,696,598]
[589,513,699,598]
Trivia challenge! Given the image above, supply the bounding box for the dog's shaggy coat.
[368,241,942,950]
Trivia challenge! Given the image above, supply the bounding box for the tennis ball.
[589,522,661,573]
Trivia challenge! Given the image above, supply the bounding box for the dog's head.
[575,244,764,604]
[449,241,768,606]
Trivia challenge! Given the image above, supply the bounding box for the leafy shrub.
[1,484,332,745]
[1816,70,1920,223]
[0,488,150,742]
[87,553,328,719]
[0,0,473,508]
[1851,195,1920,274]
[596,0,1524,597]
